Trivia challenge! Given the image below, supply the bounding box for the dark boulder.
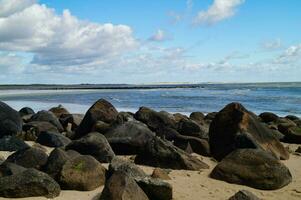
[0,136,29,151]
[279,126,301,144]
[75,99,118,138]
[59,113,84,131]
[0,101,22,138]
[6,147,48,169]
[228,190,260,200]
[190,112,205,124]
[107,157,147,179]
[0,162,26,177]
[285,115,299,121]
[100,171,149,200]
[59,155,106,191]
[105,121,155,155]
[0,168,60,198]
[204,112,217,121]
[259,112,279,123]
[36,132,71,147]
[209,103,289,161]
[66,132,115,163]
[134,107,176,131]
[49,105,70,118]
[177,118,207,139]
[30,110,63,132]
[92,120,111,134]
[43,148,71,179]
[210,149,292,190]
[135,137,209,170]
[136,177,172,200]
[23,121,59,140]
[19,107,35,117]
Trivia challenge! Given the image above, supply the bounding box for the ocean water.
[0,82,300,117]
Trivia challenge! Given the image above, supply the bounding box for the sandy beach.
[0,142,300,200]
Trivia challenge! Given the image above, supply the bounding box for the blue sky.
[0,0,300,84]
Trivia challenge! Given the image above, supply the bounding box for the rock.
[0,136,29,151]
[173,113,189,123]
[6,147,48,169]
[134,107,176,131]
[49,105,70,118]
[135,137,209,170]
[59,113,84,131]
[19,107,35,117]
[100,171,149,200]
[259,112,279,123]
[36,132,71,147]
[92,121,111,133]
[296,146,301,153]
[105,121,156,155]
[0,101,22,138]
[23,121,59,140]
[151,168,171,180]
[177,118,207,139]
[43,148,71,179]
[30,110,63,132]
[0,162,26,177]
[59,155,106,191]
[209,103,289,161]
[75,99,118,138]
[228,190,260,200]
[66,132,115,163]
[155,127,210,156]
[285,115,299,121]
[204,112,217,121]
[114,112,136,124]
[190,112,205,124]
[136,177,172,200]
[0,168,60,198]
[210,149,292,190]
[108,157,147,179]
[280,126,301,144]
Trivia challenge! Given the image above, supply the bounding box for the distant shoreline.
[0,82,300,90]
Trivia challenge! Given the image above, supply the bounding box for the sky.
[0,0,300,84]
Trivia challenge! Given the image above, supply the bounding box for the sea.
[0,82,300,117]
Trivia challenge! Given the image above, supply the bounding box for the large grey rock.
[59,155,106,191]
[6,147,48,169]
[0,162,26,177]
[30,110,63,132]
[100,171,149,200]
[136,177,172,200]
[0,168,60,198]
[108,157,147,179]
[36,132,71,147]
[75,99,118,138]
[66,132,115,163]
[105,121,155,155]
[210,149,292,190]
[209,103,289,161]
[0,101,22,138]
[0,136,29,151]
[135,137,209,170]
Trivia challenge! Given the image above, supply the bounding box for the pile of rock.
[0,99,298,199]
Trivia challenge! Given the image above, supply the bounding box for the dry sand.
[0,142,300,200]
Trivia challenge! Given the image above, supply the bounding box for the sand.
[0,142,300,200]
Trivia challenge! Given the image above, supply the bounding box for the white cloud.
[148,29,170,42]
[274,44,301,64]
[194,0,244,25]
[261,38,282,50]
[0,1,138,68]
[0,0,36,17]
[0,52,26,74]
